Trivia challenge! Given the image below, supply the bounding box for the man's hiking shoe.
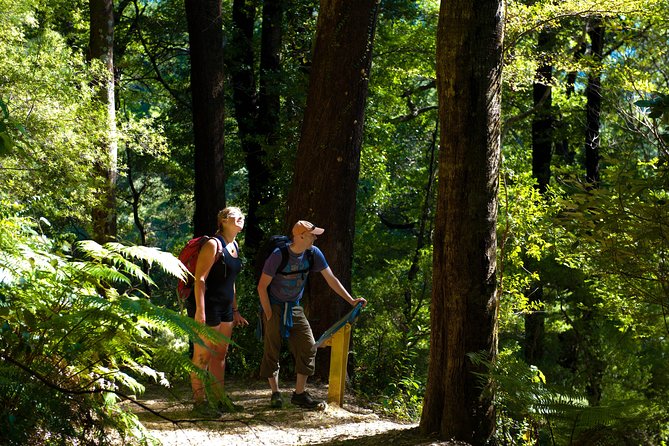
[291,391,325,410]
[191,401,220,418]
[270,391,283,408]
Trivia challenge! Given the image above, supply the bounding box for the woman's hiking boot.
[191,401,220,419]
[270,391,283,408]
[217,396,243,413]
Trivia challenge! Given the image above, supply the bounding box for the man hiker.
[257,220,367,409]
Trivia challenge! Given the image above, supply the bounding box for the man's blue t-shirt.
[262,244,328,303]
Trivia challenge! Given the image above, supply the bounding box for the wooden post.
[327,322,352,406]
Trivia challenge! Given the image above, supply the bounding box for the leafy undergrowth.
[128,378,466,446]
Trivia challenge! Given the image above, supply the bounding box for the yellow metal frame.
[323,322,352,406]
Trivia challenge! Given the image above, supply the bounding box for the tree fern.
[0,215,223,445]
[470,350,668,445]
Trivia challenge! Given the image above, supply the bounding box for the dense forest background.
[1,0,669,444]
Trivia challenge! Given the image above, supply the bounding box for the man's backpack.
[176,235,223,301]
[259,235,314,278]
[254,235,314,341]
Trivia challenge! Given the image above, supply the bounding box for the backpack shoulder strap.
[275,247,315,276]
[212,235,224,260]
[306,248,314,268]
[275,246,289,275]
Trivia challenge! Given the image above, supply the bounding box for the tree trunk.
[557,38,586,164]
[284,0,380,380]
[185,0,227,236]
[228,0,284,268]
[254,0,283,235]
[585,16,604,186]
[420,0,503,442]
[404,121,438,323]
[525,28,554,365]
[88,0,118,243]
[531,29,553,195]
[582,16,606,404]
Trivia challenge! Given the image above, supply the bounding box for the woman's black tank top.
[204,238,242,305]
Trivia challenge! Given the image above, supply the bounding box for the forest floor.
[130,378,470,446]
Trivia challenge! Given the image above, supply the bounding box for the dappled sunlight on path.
[129,378,461,445]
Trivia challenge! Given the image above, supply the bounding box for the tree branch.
[391,105,438,123]
[132,0,190,109]
[378,212,415,230]
[502,86,551,137]
[390,79,437,122]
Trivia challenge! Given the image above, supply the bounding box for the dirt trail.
[131,379,459,446]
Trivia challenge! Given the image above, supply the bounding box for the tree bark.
[582,16,606,404]
[557,38,586,164]
[531,29,554,195]
[284,0,380,380]
[228,0,284,268]
[88,0,118,243]
[585,16,604,186]
[255,0,283,226]
[185,0,227,236]
[525,28,554,365]
[420,0,503,442]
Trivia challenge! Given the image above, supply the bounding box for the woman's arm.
[232,282,248,326]
[192,239,219,324]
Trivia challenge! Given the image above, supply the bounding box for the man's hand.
[352,297,367,308]
[264,309,273,321]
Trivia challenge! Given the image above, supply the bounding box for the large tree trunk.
[525,28,555,365]
[284,0,380,380]
[228,0,284,268]
[557,38,586,164]
[88,0,118,243]
[585,16,604,186]
[419,0,503,442]
[185,0,227,236]
[582,15,606,405]
[254,0,283,235]
[531,29,554,196]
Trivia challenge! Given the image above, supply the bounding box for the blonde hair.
[217,206,244,231]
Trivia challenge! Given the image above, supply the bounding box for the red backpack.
[176,235,223,301]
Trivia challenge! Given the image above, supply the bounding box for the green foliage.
[635,93,669,120]
[112,0,198,254]
[555,150,669,337]
[488,2,669,443]
[0,1,108,230]
[497,164,561,325]
[473,350,668,445]
[0,209,226,445]
[351,243,432,421]
[0,97,23,156]
[4,0,669,439]
[635,93,669,147]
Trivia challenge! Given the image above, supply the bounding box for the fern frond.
[75,239,108,260]
[71,261,132,286]
[474,349,669,444]
[1,220,233,444]
[105,242,188,281]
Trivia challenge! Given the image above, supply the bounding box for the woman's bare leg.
[209,321,233,401]
[191,341,211,402]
